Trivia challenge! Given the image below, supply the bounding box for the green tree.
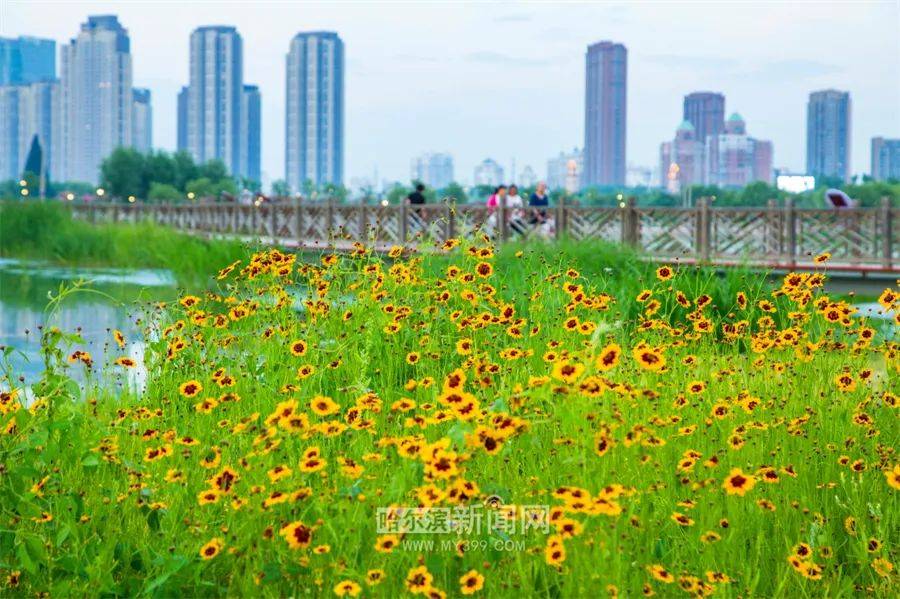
[185,177,215,199]
[271,179,291,197]
[22,135,43,179]
[239,177,261,193]
[737,181,779,206]
[439,182,468,204]
[323,183,349,203]
[143,151,177,196]
[200,159,228,182]
[100,148,146,199]
[148,182,181,202]
[213,178,237,198]
[173,151,199,191]
[385,183,410,205]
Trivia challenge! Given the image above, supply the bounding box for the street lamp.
[20,188,29,197]
[128,195,136,203]
[66,192,75,201]
[187,191,196,200]
[96,188,105,198]
[380,199,389,207]
[19,179,27,187]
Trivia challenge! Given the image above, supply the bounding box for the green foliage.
[0,202,246,288]
[271,179,290,197]
[98,150,238,201]
[100,148,146,199]
[0,241,895,596]
[147,183,181,202]
[385,183,411,205]
[22,135,43,178]
[439,182,468,204]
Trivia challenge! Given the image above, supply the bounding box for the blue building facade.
[806,89,851,182]
[285,31,344,192]
[0,36,56,85]
[241,84,261,184]
[185,26,243,176]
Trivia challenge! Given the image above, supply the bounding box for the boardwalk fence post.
[447,200,455,240]
[360,200,368,240]
[400,202,408,243]
[696,197,711,261]
[270,200,278,241]
[251,201,258,236]
[294,196,303,245]
[784,197,796,266]
[622,197,638,247]
[556,196,565,240]
[767,199,778,258]
[882,196,893,269]
[499,194,508,241]
[326,198,335,241]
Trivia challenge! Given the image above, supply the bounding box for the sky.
[3,1,899,189]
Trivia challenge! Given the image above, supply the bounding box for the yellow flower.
[199,538,224,560]
[459,569,485,595]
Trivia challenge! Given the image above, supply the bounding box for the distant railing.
[65,197,897,271]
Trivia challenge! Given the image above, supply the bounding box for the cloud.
[493,13,533,23]
[464,51,563,67]
[391,54,441,64]
[747,59,843,81]
[641,54,741,71]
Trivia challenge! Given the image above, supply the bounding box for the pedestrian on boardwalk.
[529,181,550,224]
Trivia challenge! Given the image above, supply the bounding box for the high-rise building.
[240,84,261,184]
[752,140,773,184]
[626,164,654,188]
[660,121,703,193]
[184,26,243,175]
[703,113,773,187]
[871,137,900,181]
[683,92,725,147]
[0,87,19,180]
[547,148,583,191]
[0,36,56,85]
[473,158,504,187]
[583,41,627,187]
[410,152,454,189]
[286,31,344,192]
[176,86,188,152]
[0,82,59,181]
[806,89,851,182]
[60,16,133,183]
[131,88,152,153]
[518,165,537,188]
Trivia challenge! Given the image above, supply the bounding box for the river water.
[0,259,176,386]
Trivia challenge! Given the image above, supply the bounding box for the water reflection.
[0,259,176,386]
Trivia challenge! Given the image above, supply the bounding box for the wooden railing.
[65,197,898,271]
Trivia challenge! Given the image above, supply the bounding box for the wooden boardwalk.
[67,199,898,273]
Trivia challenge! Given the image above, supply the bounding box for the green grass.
[0,202,247,288]
[0,226,897,597]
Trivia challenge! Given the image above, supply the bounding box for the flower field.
[1,239,898,597]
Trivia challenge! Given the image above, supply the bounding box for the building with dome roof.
[659,120,704,193]
[706,112,772,187]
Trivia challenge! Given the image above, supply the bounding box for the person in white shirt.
[506,184,527,235]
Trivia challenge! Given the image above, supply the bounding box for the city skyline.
[2,1,898,186]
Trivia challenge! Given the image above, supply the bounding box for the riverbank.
[0,202,247,288]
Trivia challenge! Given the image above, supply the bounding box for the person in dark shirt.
[407,183,426,205]
[529,181,550,224]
